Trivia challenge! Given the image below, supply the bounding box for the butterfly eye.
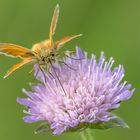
[51,53,55,56]
[42,57,45,62]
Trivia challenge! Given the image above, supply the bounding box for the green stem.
[86,129,94,140]
[80,129,94,140]
[80,131,87,140]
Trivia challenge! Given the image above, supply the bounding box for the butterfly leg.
[34,65,40,78]
[38,64,47,83]
[49,60,67,95]
[28,68,34,76]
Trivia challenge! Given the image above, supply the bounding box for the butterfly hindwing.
[4,58,35,78]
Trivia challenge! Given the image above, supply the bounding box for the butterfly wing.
[49,4,59,48]
[0,43,35,58]
[55,34,82,49]
[0,43,36,78]
[4,58,35,78]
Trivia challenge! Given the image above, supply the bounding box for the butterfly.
[0,4,82,79]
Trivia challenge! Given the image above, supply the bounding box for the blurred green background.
[0,0,139,140]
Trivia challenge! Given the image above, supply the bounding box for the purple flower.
[17,47,134,135]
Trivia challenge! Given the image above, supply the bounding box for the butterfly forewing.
[55,34,82,49]
[0,43,35,58]
[49,4,59,48]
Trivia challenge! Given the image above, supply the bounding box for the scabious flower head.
[17,47,134,135]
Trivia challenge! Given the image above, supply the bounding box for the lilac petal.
[76,47,85,59]
[17,98,35,107]
[53,127,65,135]
[119,90,134,101]
[23,116,42,123]
[97,112,110,122]
[112,90,133,103]
[111,103,120,109]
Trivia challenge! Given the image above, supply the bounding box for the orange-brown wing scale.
[0,43,35,58]
[55,34,82,49]
[0,44,36,78]
[49,4,59,48]
[4,58,35,79]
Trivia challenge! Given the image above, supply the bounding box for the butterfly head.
[31,40,57,66]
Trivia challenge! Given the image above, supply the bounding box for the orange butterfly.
[0,4,82,78]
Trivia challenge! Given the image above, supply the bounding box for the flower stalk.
[80,129,94,140]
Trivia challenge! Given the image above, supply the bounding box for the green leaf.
[89,114,129,130]
[109,114,129,128]
[34,122,51,134]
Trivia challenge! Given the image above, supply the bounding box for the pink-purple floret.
[17,47,134,135]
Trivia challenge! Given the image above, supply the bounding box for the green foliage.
[34,122,51,134]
